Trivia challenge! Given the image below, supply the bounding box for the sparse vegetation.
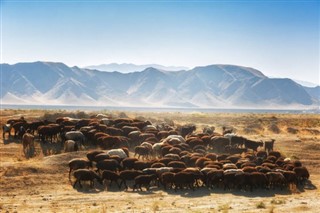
[269,123,281,133]
[118,112,128,118]
[242,121,264,134]
[152,201,160,212]
[271,199,286,205]
[287,127,299,134]
[304,143,320,151]
[269,205,275,213]
[0,109,319,212]
[218,203,231,213]
[101,204,107,213]
[256,201,266,209]
[41,110,93,121]
[302,128,320,135]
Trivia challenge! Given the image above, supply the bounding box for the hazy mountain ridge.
[86,63,188,73]
[303,86,320,104]
[1,62,318,108]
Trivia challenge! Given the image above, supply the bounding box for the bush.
[287,127,299,134]
[75,111,90,119]
[164,118,175,126]
[243,127,259,134]
[41,110,91,121]
[268,123,280,134]
[256,201,266,209]
[118,112,128,118]
[243,122,263,134]
[271,199,286,205]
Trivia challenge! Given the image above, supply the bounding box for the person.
[19,125,26,139]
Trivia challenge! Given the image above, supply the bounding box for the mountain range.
[1,61,319,109]
[86,63,188,73]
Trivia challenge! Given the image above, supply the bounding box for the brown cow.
[209,136,229,153]
[38,124,62,143]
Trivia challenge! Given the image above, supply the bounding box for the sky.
[1,0,319,85]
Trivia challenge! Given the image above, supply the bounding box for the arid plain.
[1,109,319,213]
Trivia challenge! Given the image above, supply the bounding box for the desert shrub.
[302,128,320,135]
[148,117,158,124]
[41,110,91,121]
[271,116,278,121]
[152,201,160,212]
[218,203,231,213]
[75,111,90,119]
[256,201,266,209]
[135,116,146,121]
[270,199,286,205]
[243,127,259,134]
[243,122,264,134]
[268,123,280,134]
[269,205,275,213]
[287,127,299,134]
[164,118,175,126]
[118,112,128,118]
[42,112,75,122]
[304,143,320,151]
[290,155,300,160]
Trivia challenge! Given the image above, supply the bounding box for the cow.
[264,139,275,153]
[180,125,196,138]
[2,121,14,140]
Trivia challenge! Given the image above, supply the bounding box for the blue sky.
[1,0,319,84]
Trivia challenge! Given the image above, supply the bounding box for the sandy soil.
[0,110,319,212]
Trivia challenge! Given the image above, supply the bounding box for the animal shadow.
[3,137,21,145]
[304,180,317,190]
[74,181,104,194]
[39,140,63,156]
[166,187,211,197]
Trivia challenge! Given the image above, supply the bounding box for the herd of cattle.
[2,114,310,192]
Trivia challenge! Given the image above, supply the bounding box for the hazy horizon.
[1,1,319,85]
[1,60,319,87]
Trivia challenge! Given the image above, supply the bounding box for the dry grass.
[269,205,275,213]
[1,109,320,212]
[151,201,160,212]
[287,127,299,134]
[218,203,231,213]
[270,198,286,205]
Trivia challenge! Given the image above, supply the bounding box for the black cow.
[180,125,196,138]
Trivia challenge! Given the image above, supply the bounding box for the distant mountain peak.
[191,64,267,83]
[142,67,171,75]
[143,67,160,72]
[85,63,188,73]
[217,64,266,78]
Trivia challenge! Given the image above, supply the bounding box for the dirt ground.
[0,110,320,213]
